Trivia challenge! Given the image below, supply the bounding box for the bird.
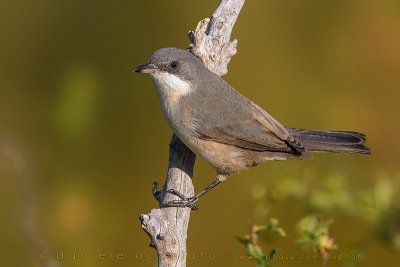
[134,47,371,208]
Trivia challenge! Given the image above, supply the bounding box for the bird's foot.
[163,189,199,210]
[162,178,222,210]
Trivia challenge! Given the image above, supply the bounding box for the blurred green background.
[1,0,399,266]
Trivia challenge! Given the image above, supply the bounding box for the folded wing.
[193,82,305,155]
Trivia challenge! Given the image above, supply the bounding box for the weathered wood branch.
[139,1,245,266]
[189,0,244,76]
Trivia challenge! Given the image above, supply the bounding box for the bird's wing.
[194,88,305,154]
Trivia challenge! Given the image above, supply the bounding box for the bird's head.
[134,48,204,96]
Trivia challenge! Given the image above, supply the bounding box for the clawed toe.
[163,198,198,210]
[164,189,198,209]
[167,189,188,201]
[155,177,221,210]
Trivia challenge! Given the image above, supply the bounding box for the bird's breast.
[150,74,197,138]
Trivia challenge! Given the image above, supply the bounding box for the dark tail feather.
[287,128,371,155]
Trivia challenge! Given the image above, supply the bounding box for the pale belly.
[158,98,247,174]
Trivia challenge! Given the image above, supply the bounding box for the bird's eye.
[169,61,178,69]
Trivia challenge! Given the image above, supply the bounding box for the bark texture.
[140,1,245,266]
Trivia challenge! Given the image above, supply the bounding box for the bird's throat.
[150,72,192,98]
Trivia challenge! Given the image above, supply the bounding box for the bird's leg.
[163,175,226,210]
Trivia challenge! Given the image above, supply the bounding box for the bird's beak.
[133,63,158,73]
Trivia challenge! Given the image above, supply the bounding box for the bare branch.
[139,1,245,266]
[140,135,195,266]
[189,0,244,76]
